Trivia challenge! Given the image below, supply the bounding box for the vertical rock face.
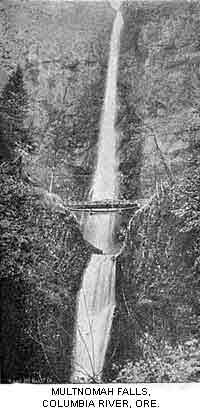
[118,1,200,198]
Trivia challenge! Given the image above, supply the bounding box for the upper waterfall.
[91,10,124,202]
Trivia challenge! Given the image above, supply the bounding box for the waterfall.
[72,7,123,382]
[92,10,123,201]
[73,255,116,380]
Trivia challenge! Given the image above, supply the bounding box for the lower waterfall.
[73,255,116,380]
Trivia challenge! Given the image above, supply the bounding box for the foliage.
[106,162,200,382]
[115,337,200,383]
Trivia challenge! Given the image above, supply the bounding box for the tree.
[0,65,32,164]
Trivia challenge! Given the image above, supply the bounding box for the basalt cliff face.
[1,1,200,202]
[119,1,200,198]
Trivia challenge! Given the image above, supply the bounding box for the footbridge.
[66,200,139,214]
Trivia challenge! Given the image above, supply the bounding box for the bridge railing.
[66,200,139,212]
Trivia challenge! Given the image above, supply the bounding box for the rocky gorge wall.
[1,1,200,204]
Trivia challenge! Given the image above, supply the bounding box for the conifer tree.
[0,65,31,163]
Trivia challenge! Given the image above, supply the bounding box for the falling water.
[73,4,123,381]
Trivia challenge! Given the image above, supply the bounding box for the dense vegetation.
[0,1,200,383]
[107,162,200,382]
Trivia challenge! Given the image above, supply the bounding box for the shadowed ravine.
[72,6,123,381]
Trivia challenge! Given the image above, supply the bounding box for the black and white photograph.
[0,0,200,385]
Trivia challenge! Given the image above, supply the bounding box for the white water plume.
[92,10,123,201]
[72,10,123,381]
[73,255,116,380]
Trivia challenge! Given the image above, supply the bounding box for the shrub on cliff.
[115,337,200,383]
